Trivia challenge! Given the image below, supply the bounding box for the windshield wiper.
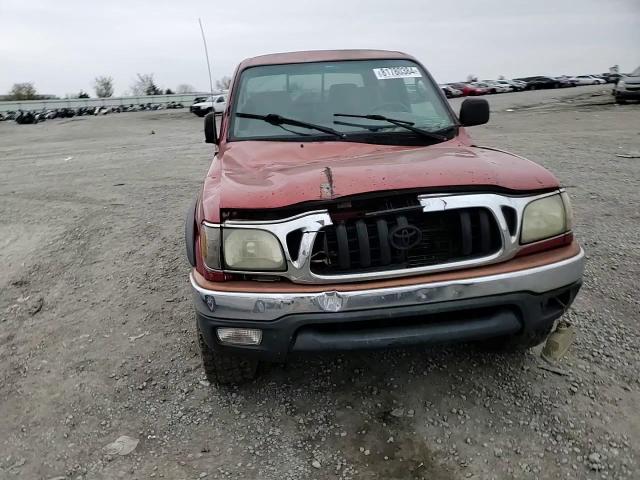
[236,112,346,139]
[333,120,399,131]
[334,113,448,141]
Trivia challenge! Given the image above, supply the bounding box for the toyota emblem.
[389,224,422,250]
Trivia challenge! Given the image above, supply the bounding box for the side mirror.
[204,112,218,144]
[459,98,490,127]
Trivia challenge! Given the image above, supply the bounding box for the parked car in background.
[555,76,577,88]
[572,75,606,85]
[480,80,513,93]
[0,111,17,121]
[190,94,228,117]
[448,82,489,96]
[189,96,211,114]
[614,66,640,104]
[502,79,527,91]
[439,84,463,98]
[605,73,623,84]
[494,80,521,91]
[470,82,498,94]
[514,76,561,90]
[190,96,208,111]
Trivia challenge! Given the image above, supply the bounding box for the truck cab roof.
[237,49,415,70]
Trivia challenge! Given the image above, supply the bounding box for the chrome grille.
[310,208,500,275]
[217,191,564,284]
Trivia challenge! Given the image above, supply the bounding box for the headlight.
[617,80,626,90]
[521,193,572,244]
[200,224,222,269]
[223,228,285,271]
[560,191,574,230]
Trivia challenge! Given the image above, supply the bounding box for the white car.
[483,80,514,93]
[614,66,640,104]
[439,84,463,98]
[474,81,510,94]
[572,75,606,86]
[191,94,227,117]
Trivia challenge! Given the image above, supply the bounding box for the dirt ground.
[1,85,638,480]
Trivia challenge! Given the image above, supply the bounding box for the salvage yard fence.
[0,93,216,112]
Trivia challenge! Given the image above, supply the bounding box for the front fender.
[185,196,198,267]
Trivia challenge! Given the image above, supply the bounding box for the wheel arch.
[185,195,199,267]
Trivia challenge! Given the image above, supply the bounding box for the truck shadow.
[219,344,543,479]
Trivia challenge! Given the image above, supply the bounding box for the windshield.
[229,59,455,141]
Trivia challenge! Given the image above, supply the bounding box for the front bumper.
[616,89,640,100]
[192,245,584,361]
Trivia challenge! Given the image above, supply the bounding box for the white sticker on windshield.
[373,66,421,80]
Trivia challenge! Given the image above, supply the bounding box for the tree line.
[4,74,232,100]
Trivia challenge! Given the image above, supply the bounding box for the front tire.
[198,327,259,385]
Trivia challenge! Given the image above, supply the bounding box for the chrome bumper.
[190,248,584,321]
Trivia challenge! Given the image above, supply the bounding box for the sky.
[1,0,638,97]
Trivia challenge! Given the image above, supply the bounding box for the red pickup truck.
[185,50,584,384]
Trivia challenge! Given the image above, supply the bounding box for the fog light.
[216,327,262,346]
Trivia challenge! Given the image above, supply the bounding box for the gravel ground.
[1,85,638,480]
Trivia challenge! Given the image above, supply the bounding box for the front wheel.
[198,327,259,385]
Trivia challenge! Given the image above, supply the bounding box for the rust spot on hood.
[320,166,334,199]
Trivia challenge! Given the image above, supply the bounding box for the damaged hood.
[202,139,558,220]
